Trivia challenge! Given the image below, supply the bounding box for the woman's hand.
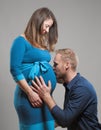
[17,79,43,107]
[27,89,43,107]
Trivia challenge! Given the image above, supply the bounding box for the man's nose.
[53,65,55,70]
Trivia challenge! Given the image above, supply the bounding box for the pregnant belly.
[23,63,57,91]
[40,66,57,92]
[14,67,56,107]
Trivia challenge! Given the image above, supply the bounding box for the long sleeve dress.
[10,36,57,130]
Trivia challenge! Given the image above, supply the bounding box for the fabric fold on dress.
[21,61,49,83]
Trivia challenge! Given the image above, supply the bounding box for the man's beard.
[56,76,64,84]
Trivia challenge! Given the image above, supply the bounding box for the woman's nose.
[46,28,49,33]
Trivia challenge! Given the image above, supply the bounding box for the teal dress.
[10,36,57,130]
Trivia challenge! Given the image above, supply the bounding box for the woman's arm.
[10,37,42,107]
[17,79,43,107]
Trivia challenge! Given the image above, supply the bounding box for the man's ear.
[65,61,69,70]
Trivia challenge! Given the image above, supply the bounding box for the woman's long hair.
[24,7,58,51]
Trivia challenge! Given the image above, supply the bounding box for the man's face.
[53,53,66,83]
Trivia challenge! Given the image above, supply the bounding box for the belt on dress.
[21,61,49,80]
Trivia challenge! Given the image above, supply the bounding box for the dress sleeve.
[10,37,26,82]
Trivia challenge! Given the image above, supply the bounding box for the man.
[31,48,101,130]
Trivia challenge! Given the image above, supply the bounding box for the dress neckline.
[19,34,47,51]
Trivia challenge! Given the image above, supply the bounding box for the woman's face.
[41,18,53,35]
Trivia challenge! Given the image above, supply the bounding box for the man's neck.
[65,71,77,83]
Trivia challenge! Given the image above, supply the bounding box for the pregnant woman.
[10,7,58,130]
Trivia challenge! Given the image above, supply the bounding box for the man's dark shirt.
[51,73,101,130]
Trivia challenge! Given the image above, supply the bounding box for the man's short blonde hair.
[56,48,79,71]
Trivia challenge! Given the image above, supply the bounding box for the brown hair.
[24,7,58,51]
[56,48,79,71]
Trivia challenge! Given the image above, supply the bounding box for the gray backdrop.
[0,0,101,130]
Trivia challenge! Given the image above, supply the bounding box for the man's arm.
[31,76,67,127]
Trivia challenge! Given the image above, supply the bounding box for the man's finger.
[39,76,47,87]
[48,80,51,88]
[32,80,39,88]
[35,76,43,87]
[30,86,38,93]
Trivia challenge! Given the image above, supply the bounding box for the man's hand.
[31,76,56,110]
[31,76,51,100]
